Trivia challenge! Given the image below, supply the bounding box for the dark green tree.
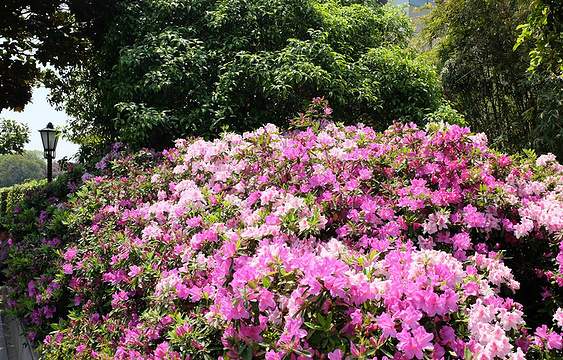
[0,0,115,112]
[0,151,45,188]
[46,0,442,151]
[513,0,563,158]
[421,0,563,158]
[516,0,563,76]
[0,119,30,155]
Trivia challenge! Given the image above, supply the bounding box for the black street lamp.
[39,122,59,183]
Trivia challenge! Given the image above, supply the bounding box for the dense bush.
[0,165,86,328]
[4,104,563,359]
[0,179,49,218]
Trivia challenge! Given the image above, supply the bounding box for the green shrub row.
[0,180,46,220]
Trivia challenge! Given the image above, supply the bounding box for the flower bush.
[1,165,85,331]
[5,103,563,359]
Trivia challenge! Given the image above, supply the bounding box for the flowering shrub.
[1,165,85,332]
[6,108,563,359]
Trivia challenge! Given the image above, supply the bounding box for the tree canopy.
[516,0,563,76]
[0,0,114,112]
[46,0,442,151]
[0,151,45,188]
[0,119,30,155]
[420,0,563,158]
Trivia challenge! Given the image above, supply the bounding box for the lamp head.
[39,122,59,159]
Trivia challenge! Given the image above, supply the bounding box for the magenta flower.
[280,317,307,345]
[154,341,170,359]
[327,349,343,360]
[176,283,189,299]
[265,350,283,360]
[377,312,397,338]
[62,263,73,275]
[128,265,143,277]
[396,326,434,359]
[63,248,77,261]
[546,332,563,350]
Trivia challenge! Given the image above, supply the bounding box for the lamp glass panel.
[40,129,58,151]
[40,130,49,150]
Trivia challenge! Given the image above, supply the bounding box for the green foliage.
[0,119,30,155]
[46,0,441,152]
[423,101,466,126]
[526,70,563,157]
[360,46,441,123]
[0,0,115,112]
[515,0,563,77]
[0,179,46,220]
[0,151,45,188]
[420,0,563,159]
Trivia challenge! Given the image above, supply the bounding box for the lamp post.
[39,122,59,183]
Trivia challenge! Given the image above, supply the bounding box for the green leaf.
[294,349,312,357]
[304,321,322,330]
[241,345,253,360]
[464,346,474,360]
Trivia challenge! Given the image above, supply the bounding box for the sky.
[1,86,80,160]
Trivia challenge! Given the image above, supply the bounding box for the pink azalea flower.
[258,289,277,311]
[63,248,77,261]
[265,350,283,360]
[176,283,189,299]
[280,316,307,345]
[377,312,397,338]
[396,326,434,359]
[350,308,363,327]
[327,349,344,360]
[554,308,563,329]
[128,265,143,277]
[154,341,170,359]
[546,332,563,350]
[62,263,73,275]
